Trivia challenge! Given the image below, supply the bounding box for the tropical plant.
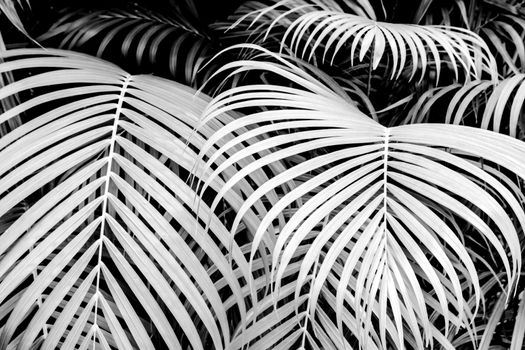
[1,0,525,349]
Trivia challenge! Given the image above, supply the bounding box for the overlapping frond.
[222,0,497,83]
[1,0,525,348]
[406,74,525,137]
[196,48,524,349]
[227,234,397,350]
[215,0,375,58]
[39,8,217,87]
[448,272,525,350]
[0,49,274,349]
[480,14,525,76]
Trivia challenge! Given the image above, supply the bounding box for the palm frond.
[407,74,525,138]
[214,0,375,62]
[0,32,20,137]
[449,271,525,350]
[196,46,524,349]
[0,0,29,36]
[479,14,525,76]
[39,8,217,87]
[224,0,497,84]
[0,49,269,349]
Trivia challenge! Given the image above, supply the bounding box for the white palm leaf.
[0,49,270,350]
[197,47,524,349]
[0,32,21,137]
[407,74,525,137]
[229,0,497,83]
[226,244,313,350]
[227,235,391,350]
[216,0,374,60]
[226,0,376,30]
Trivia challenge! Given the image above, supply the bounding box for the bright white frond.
[197,52,524,349]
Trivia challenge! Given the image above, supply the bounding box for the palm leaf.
[196,46,524,349]
[227,234,395,350]
[449,271,525,350]
[0,32,21,137]
[0,49,272,349]
[225,0,497,83]
[478,13,525,76]
[39,8,217,87]
[407,74,525,138]
[0,0,29,37]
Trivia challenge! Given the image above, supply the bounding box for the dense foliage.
[1,0,525,349]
